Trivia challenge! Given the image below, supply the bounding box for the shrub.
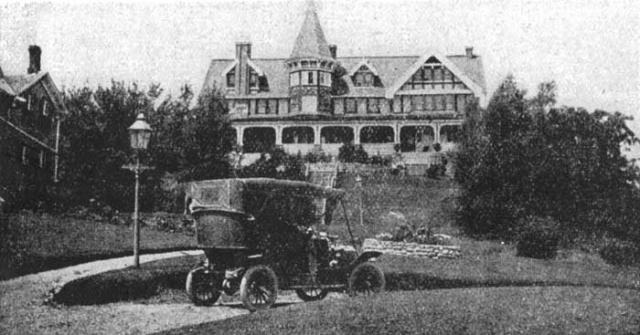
[426,163,446,179]
[338,142,368,163]
[599,239,639,266]
[433,142,442,152]
[370,154,392,167]
[516,216,561,259]
[304,149,332,163]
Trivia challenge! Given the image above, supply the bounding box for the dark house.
[0,46,67,210]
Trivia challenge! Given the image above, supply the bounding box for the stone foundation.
[362,238,461,259]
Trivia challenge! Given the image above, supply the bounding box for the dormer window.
[349,62,382,87]
[226,68,236,88]
[249,69,258,89]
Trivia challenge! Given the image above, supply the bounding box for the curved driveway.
[0,251,300,334]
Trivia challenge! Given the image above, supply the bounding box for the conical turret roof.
[289,0,332,61]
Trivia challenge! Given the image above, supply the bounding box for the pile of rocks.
[362,238,461,259]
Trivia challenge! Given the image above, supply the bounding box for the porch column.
[235,125,244,148]
[275,125,283,146]
[394,123,401,143]
[314,125,322,145]
[353,125,361,145]
[434,123,441,143]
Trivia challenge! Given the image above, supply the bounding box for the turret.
[286,0,335,114]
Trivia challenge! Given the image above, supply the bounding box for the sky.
[1,0,639,135]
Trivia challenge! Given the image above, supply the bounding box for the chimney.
[235,42,252,95]
[329,44,337,59]
[465,46,474,58]
[28,45,42,74]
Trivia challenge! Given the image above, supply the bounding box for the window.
[226,69,236,88]
[402,96,412,113]
[346,99,357,114]
[443,69,453,81]
[434,67,443,81]
[357,99,367,113]
[42,100,48,116]
[412,96,424,111]
[367,98,381,114]
[435,95,445,110]
[446,95,455,110]
[425,95,435,111]
[308,71,314,85]
[354,73,364,87]
[249,70,258,88]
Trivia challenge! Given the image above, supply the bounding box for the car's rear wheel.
[240,265,278,311]
[186,267,221,306]
[348,262,385,297]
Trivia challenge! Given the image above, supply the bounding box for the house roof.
[0,70,68,115]
[203,54,486,99]
[288,0,332,61]
[1,72,48,95]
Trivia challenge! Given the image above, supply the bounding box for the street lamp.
[128,113,152,268]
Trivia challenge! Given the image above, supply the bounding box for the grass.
[0,212,196,280]
[156,287,640,335]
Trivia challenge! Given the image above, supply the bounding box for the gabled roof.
[2,72,48,95]
[203,54,486,100]
[0,71,68,115]
[348,59,380,77]
[288,1,332,61]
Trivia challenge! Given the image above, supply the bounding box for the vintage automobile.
[184,178,385,311]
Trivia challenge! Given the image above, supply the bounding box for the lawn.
[0,212,196,280]
[156,287,640,335]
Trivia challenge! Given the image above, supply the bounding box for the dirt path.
[0,251,302,334]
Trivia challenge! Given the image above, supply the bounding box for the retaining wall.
[362,238,461,259]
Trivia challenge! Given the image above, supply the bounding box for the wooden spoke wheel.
[348,262,386,297]
[185,267,222,306]
[240,265,278,311]
[295,287,329,302]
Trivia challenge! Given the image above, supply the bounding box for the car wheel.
[240,265,278,311]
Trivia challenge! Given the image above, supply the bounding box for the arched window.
[282,127,314,144]
[360,126,394,143]
[400,126,434,152]
[320,127,354,144]
[440,125,462,143]
[243,127,276,153]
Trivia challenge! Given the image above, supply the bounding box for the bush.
[426,163,446,179]
[338,142,368,163]
[516,216,560,259]
[304,149,332,163]
[599,239,639,266]
[239,148,306,180]
[433,142,442,152]
[370,154,392,167]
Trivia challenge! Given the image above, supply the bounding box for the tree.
[58,83,234,212]
[455,75,640,242]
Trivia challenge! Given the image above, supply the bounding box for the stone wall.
[362,238,461,259]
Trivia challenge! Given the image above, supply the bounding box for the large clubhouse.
[202,2,486,168]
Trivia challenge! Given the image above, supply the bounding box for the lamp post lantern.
[127,113,152,268]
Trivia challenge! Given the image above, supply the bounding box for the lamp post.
[127,113,152,268]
